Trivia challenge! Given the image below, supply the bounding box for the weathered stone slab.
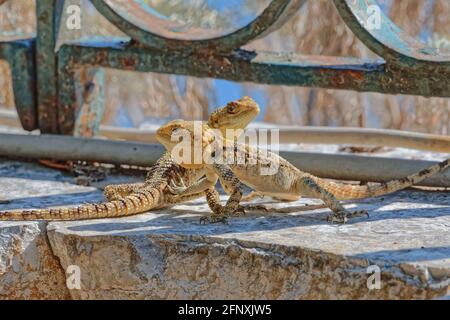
[1,159,449,299]
[47,192,450,300]
[0,221,70,299]
[0,159,133,299]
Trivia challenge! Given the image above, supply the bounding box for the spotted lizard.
[156,120,450,224]
[0,97,260,220]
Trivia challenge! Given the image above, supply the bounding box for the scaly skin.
[156,120,450,224]
[0,97,260,220]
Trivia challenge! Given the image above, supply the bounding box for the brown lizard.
[0,97,260,220]
[156,120,450,224]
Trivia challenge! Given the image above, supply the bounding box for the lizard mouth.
[156,134,176,151]
[156,120,184,149]
[155,129,168,145]
[156,131,177,153]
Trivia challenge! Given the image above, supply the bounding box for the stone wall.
[0,160,449,299]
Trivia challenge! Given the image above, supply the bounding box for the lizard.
[156,120,450,224]
[0,96,260,220]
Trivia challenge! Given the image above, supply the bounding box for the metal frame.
[1,0,449,135]
[0,39,37,130]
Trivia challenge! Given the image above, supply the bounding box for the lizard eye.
[210,116,218,126]
[227,103,238,114]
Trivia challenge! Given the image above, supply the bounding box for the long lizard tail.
[0,188,163,221]
[313,159,450,201]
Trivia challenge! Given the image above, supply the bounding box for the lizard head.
[207,96,260,139]
[157,97,259,169]
[156,120,214,169]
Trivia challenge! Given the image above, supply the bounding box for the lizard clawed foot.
[327,212,348,224]
[350,210,370,219]
[200,205,243,224]
[230,205,247,216]
[200,215,228,224]
[241,192,265,202]
[242,204,269,212]
[167,174,188,195]
[327,210,370,224]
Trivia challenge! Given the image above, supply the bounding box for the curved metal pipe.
[0,133,448,187]
[100,126,450,153]
[2,112,449,153]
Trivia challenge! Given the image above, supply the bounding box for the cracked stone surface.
[0,159,449,299]
[0,221,70,299]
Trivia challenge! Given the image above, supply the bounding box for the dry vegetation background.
[0,0,449,134]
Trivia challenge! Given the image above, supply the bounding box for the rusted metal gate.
[0,0,449,136]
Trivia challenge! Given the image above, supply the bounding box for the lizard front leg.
[299,177,368,224]
[167,174,218,197]
[203,188,230,223]
[241,191,301,203]
[241,191,264,202]
[164,190,209,207]
[201,164,245,224]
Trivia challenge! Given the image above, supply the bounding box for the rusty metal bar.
[0,132,448,188]
[35,0,62,133]
[0,40,37,130]
[57,44,449,136]
[72,68,106,137]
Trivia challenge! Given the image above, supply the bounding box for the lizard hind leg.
[299,177,368,224]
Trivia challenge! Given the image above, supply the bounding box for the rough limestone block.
[47,193,450,300]
[0,221,70,299]
[1,159,449,299]
[0,159,108,299]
